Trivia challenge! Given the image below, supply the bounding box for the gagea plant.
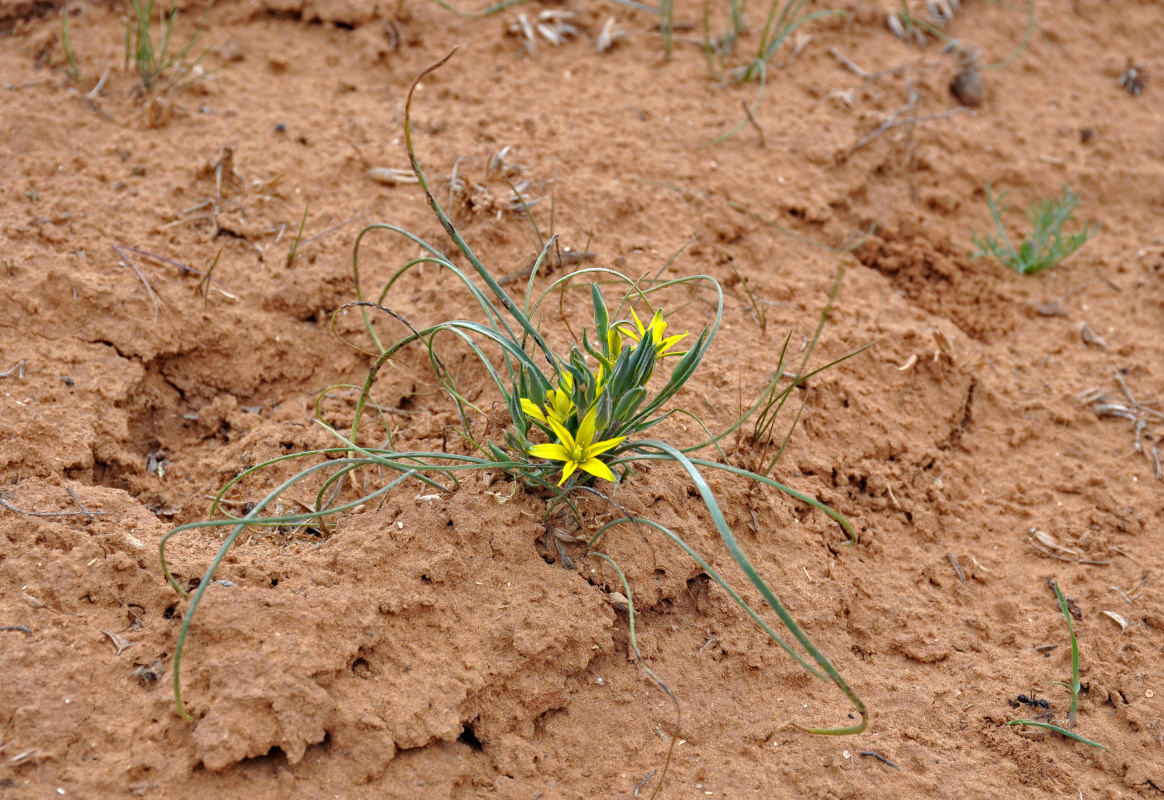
[160,52,868,785]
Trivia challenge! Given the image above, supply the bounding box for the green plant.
[1004,720,1110,752]
[124,0,211,93]
[971,183,1098,275]
[61,14,80,81]
[746,265,874,476]
[1009,579,1109,751]
[159,52,869,788]
[1048,578,1081,727]
[698,0,841,147]
[285,202,309,267]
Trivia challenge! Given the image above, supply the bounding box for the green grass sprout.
[1008,578,1109,752]
[659,0,675,61]
[971,183,1098,275]
[700,0,842,147]
[728,263,765,332]
[124,0,213,93]
[748,263,873,477]
[743,0,840,81]
[285,202,309,267]
[1048,578,1081,727]
[981,0,1035,71]
[160,52,869,791]
[1005,720,1110,752]
[427,0,531,17]
[62,13,80,81]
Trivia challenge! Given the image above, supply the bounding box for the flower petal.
[578,457,616,483]
[630,308,648,337]
[546,414,576,452]
[529,443,571,462]
[584,435,625,459]
[616,322,641,343]
[558,459,579,486]
[648,310,666,346]
[520,398,548,423]
[575,404,598,449]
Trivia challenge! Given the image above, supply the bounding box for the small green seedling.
[1009,578,1109,751]
[62,14,80,81]
[1047,578,1081,727]
[124,0,212,93]
[971,183,1098,275]
[285,202,309,267]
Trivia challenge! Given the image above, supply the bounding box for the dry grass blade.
[112,244,160,322]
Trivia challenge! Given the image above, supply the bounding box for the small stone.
[951,66,984,107]
[218,38,245,62]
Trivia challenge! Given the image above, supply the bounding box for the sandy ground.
[1,0,1162,797]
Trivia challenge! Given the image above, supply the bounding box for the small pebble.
[951,66,984,107]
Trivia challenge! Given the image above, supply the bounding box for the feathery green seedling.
[971,183,1098,275]
[161,53,869,792]
[124,0,212,93]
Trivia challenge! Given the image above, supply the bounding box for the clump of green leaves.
[971,183,1098,275]
[160,52,868,791]
[124,0,211,93]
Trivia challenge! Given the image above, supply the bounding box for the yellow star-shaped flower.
[619,308,688,357]
[528,404,625,486]
[520,374,575,425]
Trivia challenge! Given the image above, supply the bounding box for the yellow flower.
[520,374,575,425]
[528,404,625,486]
[619,308,688,357]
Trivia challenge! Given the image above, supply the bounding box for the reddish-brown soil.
[2,0,1162,797]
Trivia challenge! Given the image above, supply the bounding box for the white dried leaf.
[367,167,418,186]
[1101,610,1129,632]
[887,12,906,40]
